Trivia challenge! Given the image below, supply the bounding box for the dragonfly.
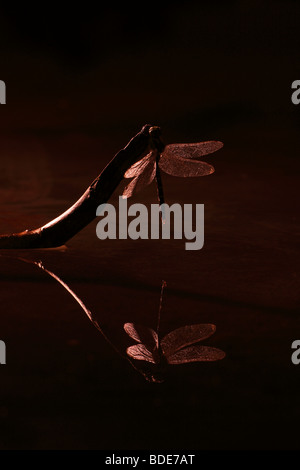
[122,126,223,207]
[123,281,225,368]
[124,322,225,366]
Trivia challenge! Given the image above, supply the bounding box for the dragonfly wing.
[126,344,156,363]
[124,151,155,178]
[166,345,225,364]
[159,140,222,177]
[162,141,223,160]
[122,153,156,198]
[159,154,215,177]
[161,324,216,357]
[124,323,158,350]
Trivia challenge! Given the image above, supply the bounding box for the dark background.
[0,0,299,451]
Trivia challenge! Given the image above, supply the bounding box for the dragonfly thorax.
[149,126,165,154]
[153,343,167,367]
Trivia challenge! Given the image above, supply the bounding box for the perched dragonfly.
[122,126,223,205]
[124,281,225,367]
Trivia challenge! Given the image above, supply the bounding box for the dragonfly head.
[149,126,165,154]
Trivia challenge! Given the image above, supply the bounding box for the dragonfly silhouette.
[122,126,223,207]
[124,281,225,370]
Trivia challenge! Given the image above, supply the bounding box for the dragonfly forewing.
[161,324,217,357]
[124,322,158,350]
[162,141,223,160]
[123,152,157,198]
[124,151,155,178]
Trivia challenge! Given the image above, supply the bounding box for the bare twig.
[0,124,154,249]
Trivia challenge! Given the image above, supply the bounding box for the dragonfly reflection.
[124,281,225,382]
